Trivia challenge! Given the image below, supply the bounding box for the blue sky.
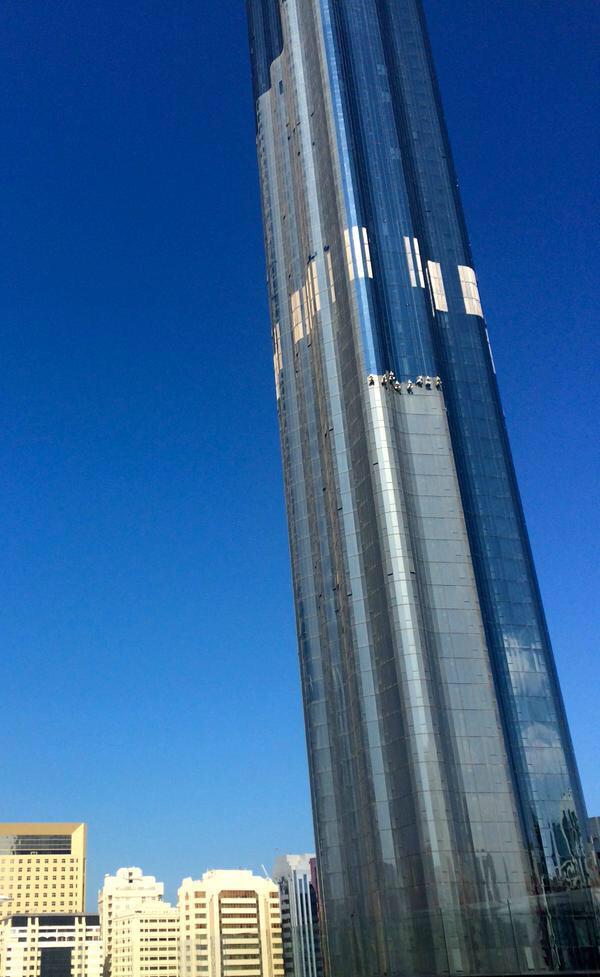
[1,0,598,907]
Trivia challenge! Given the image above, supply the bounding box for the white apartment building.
[99,867,164,974]
[112,902,180,977]
[178,870,284,977]
[0,913,102,977]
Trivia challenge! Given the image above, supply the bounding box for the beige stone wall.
[178,870,284,977]
[0,823,86,918]
[98,866,165,974]
[112,903,179,977]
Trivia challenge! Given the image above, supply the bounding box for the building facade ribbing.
[273,855,323,977]
[246,2,599,974]
[591,820,600,874]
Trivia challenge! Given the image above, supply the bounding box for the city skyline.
[1,851,292,977]
[1,0,598,916]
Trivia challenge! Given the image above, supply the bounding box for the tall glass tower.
[246,2,599,974]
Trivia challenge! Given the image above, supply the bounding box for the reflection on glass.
[246,0,600,973]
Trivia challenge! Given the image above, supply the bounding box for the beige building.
[0,912,102,977]
[0,823,86,918]
[178,870,284,977]
[112,902,180,977]
[99,866,165,973]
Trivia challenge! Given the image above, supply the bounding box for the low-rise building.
[0,913,102,977]
[112,902,180,977]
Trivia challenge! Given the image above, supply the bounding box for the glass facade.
[591,819,600,874]
[0,836,72,856]
[246,1,600,973]
[274,854,324,977]
[40,948,72,977]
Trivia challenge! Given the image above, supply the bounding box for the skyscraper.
[246,2,599,975]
